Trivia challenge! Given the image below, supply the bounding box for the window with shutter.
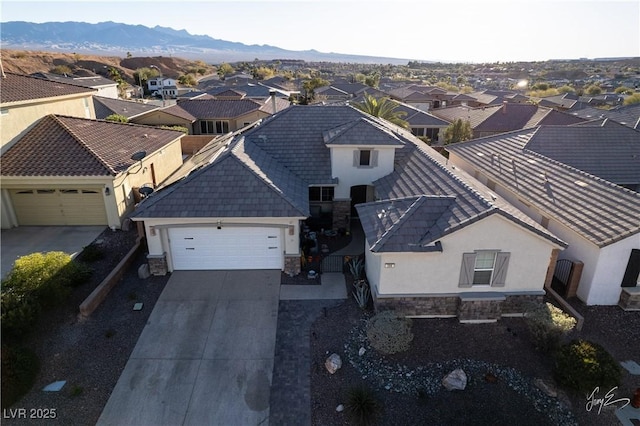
[459,251,511,287]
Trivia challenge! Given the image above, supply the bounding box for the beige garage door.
[10,188,108,226]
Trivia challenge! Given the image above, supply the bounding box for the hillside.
[0,49,215,84]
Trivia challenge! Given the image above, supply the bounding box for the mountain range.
[0,21,413,65]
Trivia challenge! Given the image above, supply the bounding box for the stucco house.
[132,105,566,321]
[446,122,640,306]
[1,115,185,230]
[1,72,97,154]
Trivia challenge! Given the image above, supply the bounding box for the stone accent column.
[457,294,506,323]
[284,254,301,277]
[332,199,351,232]
[147,253,168,276]
[618,287,640,311]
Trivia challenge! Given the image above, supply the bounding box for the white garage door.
[169,227,283,270]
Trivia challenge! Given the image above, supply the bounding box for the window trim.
[309,186,335,202]
[459,251,510,288]
[353,149,378,169]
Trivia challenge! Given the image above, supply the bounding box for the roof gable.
[177,99,263,119]
[1,115,183,177]
[323,117,405,147]
[1,72,95,105]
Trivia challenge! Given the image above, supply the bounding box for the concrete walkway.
[280,273,348,300]
[97,270,280,426]
[1,226,105,278]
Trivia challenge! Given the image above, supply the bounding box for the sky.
[1,0,638,63]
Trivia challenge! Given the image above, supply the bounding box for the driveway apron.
[97,270,280,426]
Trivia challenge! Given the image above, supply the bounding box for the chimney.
[502,101,507,114]
[269,90,277,114]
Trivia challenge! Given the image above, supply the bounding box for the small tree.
[443,119,473,145]
[105,114,129,123]
[217,63,235,78]
[178,74,197,86]
[585,84,602,96]
[624,93,640,105]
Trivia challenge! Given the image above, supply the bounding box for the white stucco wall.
[138,217,303,271]
[330,146,396,198]
[366,214,559,296]
[588,234,640,305]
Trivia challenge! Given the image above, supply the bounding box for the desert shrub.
[366,310,413,355]
[553,339,621,394]
[78,243,105,262]
[352,280,370,310]
[1,345,40,408]
[1,252,91,340]
[345,386,380,426]
[525,302,576,352]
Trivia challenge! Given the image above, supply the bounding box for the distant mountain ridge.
[0,21,413,65]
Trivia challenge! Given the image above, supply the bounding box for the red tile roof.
[1,115,184,177]
[1,72,96,104]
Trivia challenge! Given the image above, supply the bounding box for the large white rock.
[442,368,467,391]
[325,353,342,374]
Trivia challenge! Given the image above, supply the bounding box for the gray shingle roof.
[524,123,640,185]
[176,99,263,119]
[133,137,308,219]
[446,127,640,247]
[323,117,405,146]
[93,96,159,120]
[570,104,640,130]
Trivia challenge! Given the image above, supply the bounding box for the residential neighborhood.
[1,48,639,426]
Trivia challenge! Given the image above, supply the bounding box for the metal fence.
[320,254,359,273]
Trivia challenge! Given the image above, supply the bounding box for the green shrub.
[78,243,105,263]
[366,310,413,355]
[553,339,622,394]
[525,302,576,352]
[345,386,380,426]
[1,252,91,340]
[1,345,40,408]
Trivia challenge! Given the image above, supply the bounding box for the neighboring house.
[392,103,451,143]
[207,84,290,101]
[130,104,197,129]
[32,72,119,99]
[131,105,566,322]
[431,103,585,138]
[466,90,530,107]
[569,103,640,130]
[148,77,178,99]
[0,72,97,154]
[93,96,160,120]
[315,82,370,102]
[387,85,458,111]
[0,115,185,230]
[446,125,640,306]
[166,98,289,135]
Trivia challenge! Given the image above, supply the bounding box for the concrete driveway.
[1,226,106,278]
[97,270,280,426]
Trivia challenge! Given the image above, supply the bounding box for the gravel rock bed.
[3,227,170,426]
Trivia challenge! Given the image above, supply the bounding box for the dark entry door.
[621,249,640,287]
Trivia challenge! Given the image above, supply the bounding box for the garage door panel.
[9,188,108,226]
[169,227,282,270]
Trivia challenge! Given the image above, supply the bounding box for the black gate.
[552,258,574,295]
[321,254,359,273]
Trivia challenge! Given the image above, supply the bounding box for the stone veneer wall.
[374,293,546,322]
[284,254,301,277]
[332,200,351,232]
[147,253,168,276]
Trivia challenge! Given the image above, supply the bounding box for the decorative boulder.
[325,353,342,374]
[442,368,467,391]
[534,378,558,398]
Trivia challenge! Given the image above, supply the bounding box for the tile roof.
[446,128,640,247]
[524,123,640,185]
[133,137,308,219]
[175,99,264,119]
[207,84,287,99]
[431,105,499,127]
[1,115,184,177]
[1,72,95,105]
[323,117,405,146]
[32,72,116,88]
[372,136,565,250]
[93,96,159,120]
[570,104,640,129]
[160,104,197,121]
[392,103,450,126]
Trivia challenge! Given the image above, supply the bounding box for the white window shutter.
[353,150,359,167]
[491,252,510,287]
[458,253,475,287]
[372,150,378,167]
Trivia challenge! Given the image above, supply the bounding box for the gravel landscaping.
[2,225,638,426]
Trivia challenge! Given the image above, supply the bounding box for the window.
[0,108,8,116]
[353,149,378,168]
[459,251,510,287]
[199,120,229,134]
[309,186,334,202]
[473,251,496,285]
[150,81,157,86]
[359,150,371,166]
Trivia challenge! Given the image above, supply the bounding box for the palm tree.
[352,94,409,129]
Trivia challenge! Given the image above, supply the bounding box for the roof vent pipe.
[502,101,507,114]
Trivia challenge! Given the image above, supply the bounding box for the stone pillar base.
[147,253,168,276]
[619,287,640,311]
[284,254,301,277]
[332,199,351,232]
